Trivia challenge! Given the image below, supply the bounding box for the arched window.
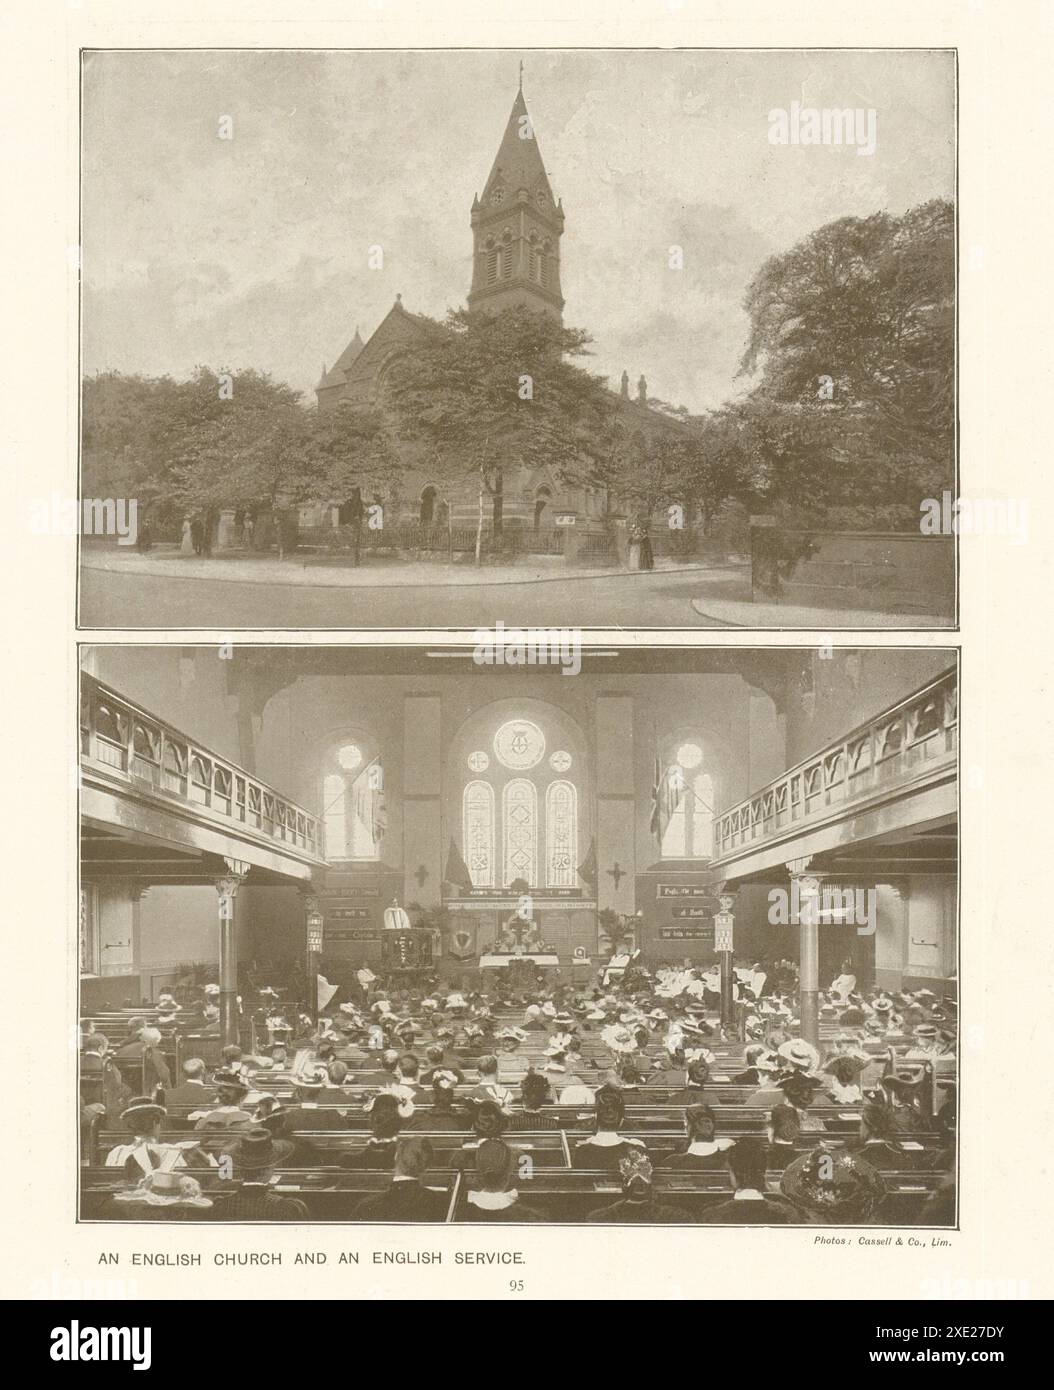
[322,741,384,861]
[459,718,580,892]
[545,781,577,887]
[503,779,538,887]
[463,780,495,888]
[660,741,714,860]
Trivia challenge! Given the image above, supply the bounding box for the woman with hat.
[661,1104,734,1171]
[105,1097,214,1180]
[112,1170,213,1219]
[190,1071,253,1131]
[822,1053,870,1105]
[779,1144,887,1223]
[340,1093,409,1169]
[408,1070,465,1132]
[572,1086,647,1171]
[215,1127,309,1220]
[511,1069,560,1131]
[465,1055,513,1113]
[732,1045,779,1087]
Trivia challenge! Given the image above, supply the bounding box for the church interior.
[79,643,957,1225]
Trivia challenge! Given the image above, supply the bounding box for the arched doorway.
[420,486,437,526]
[534,486,551,531]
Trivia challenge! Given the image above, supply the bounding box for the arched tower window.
[322,740,384,861]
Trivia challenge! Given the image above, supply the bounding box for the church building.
[309,81,679,540]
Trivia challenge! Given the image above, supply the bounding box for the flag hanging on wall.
[577,836,597,887]
[649,757,683,845]
[443,838,473,892]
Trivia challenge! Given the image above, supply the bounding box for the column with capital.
[787,858,824,1048]
[215,859,250,1046]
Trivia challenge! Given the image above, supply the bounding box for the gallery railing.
[713,668,957,859]
[80,674,324,860]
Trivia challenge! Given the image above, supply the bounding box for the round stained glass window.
[676,741,703,770]
[336,744,363,770]
[467,750,490,772]
[493,719,545,770]
[549,750,572,772]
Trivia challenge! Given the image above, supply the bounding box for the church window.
[503,779,538,887]
[486,247,499,285]
[494,719,545,770]
[660,741,714,860]
[460,720,580,891]
[322,742,383,861]
[464,780,495,887]
[545,781,577,887]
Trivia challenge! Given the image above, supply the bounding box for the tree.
[169,371,317,558]
[384,306,616,563]
[734,198,954,525]
[310,404,404,564]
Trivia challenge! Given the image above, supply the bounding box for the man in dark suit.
[354,1137,449,1222]
[162,1058,217,1108]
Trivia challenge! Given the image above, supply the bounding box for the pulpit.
[380,929,434,971]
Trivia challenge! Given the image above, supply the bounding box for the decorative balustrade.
[713,668,957,860]
[80,675,324,861]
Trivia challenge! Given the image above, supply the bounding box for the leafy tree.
[383,306,616,563]
[735,198,954,525]
[169,371,317,558]
[309,404,404,564]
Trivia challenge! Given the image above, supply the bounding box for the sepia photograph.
[78,48,956,630]
[78,642,958,1226]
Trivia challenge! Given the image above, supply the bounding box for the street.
[80,565,736,629]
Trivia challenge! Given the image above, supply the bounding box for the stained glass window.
[494,719,545,770]
[545,780,577,888]
[464,780,495,888]
[503,779,538,886]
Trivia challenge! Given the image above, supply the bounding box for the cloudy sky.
[82,49,954,412]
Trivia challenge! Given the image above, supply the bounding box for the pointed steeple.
[468,80,565,321]
[479,87,556,210]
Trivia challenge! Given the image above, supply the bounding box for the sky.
[82,49,954,413]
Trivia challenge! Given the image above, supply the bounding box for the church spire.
[468,81,565,321]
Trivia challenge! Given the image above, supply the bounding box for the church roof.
[318,328,364,389]
[479,88,556,207]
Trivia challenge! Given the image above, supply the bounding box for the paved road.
[80,566,735,629]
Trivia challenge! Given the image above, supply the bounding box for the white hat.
[777,1039,821,1073]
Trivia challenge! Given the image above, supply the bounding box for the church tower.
[467,79,565,321]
